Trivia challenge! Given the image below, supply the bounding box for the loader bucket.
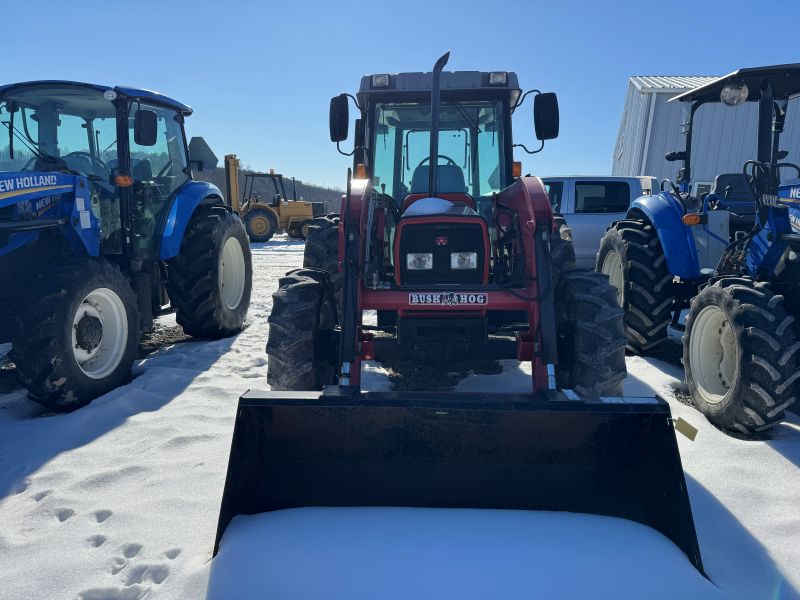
[214,389,703,574]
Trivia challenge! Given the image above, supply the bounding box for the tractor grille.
[398,220,486,285]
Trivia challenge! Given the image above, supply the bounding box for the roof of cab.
[670,64,800,104]
[0,80,193,115]
[357,71,521,104]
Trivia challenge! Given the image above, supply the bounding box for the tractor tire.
[266,268,338,391]
[303,216,342,318]
[554,269,627,397]
[550,214,576,274]
[299,219,314,240]
[597,219,674,353]
[12,258,139,411]
[684,278,799,435]
[167,206,252,338]
[244,207,278,243]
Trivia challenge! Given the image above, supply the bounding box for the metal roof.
[630,75,718,94]
[671,63,800,103]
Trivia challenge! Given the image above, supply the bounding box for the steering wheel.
[156,160,173,178]
[416,154,458,168]
[660,178,682,198]
[778,162,800,179]
[66,151,109,174]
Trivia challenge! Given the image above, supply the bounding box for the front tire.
[12,258,139,410]
[244,207,278,243]
[167,206,252,338]
[266,269,338,390]
[554,270,627,396]
[597,219,674,353]
[684,278,798,435]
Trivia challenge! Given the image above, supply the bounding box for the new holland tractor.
[597,64,800,435]
[0,81,252,410]
[214,54,704,575]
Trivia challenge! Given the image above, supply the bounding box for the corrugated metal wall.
[611,82,650,177]
[613,82,800,185]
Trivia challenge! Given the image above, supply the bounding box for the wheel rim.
[250,215,269,236]
[220,236,246,309]
[689,304,738,405]
[71,288,128,379]
[601,250,625,306]
[302,223,311,238]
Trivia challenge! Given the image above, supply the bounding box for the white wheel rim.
[689,304,738,405]
[71,288,128,379]
[220,236,246,309]
[601,250,625,306]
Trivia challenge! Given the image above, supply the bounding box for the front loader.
[215,54,703,574]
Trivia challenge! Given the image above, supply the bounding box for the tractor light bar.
[450,252,477,269]
[489,72,507,86]
[372,74,390,88]
[407,253,433,270]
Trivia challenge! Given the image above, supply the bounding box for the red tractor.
[214,54,703,575]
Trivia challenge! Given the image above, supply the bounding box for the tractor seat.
[711,173,757,215]
[410,164,467,194]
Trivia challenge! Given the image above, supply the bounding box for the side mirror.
[329,94,349,142]
[533,93,559,141]
[134,109,158,146]
[272,193,281,206]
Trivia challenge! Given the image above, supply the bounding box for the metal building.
[612,74,800,188]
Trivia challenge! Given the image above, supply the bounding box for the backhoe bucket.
[214,389,703,573]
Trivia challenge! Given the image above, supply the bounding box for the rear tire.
[244,207,278,243]
[167,206,252,338]
[684,278,798,435]
[266,269,338,390]
[555,270,627,396]
[12,258,139,410]
[597,219,674,353]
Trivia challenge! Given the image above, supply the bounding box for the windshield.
[0,85,118,179]
[372,100,505,200]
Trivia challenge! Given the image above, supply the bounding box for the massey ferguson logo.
[408,292,488,306]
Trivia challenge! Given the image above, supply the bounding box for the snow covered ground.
[1,234,799,599]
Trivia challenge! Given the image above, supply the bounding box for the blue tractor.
[0,81,252,410]
[597,64,800,435]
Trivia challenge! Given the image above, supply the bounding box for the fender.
[159,180,224,260]
[627,192,700,280]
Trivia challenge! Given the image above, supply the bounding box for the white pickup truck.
[541,176,655,268]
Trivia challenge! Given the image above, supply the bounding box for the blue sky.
[4,0,798,188]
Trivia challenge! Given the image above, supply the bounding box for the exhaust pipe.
[428,52,450,198]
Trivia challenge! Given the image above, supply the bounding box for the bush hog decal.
[408,292,488,306]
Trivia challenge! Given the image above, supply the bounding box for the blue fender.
[159,180,224,260]
[627,192,701,281]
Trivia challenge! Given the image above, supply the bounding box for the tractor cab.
[0,81,207,261]
[329,65,558,291]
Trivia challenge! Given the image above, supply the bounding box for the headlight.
[372,74,390,88]
[720,82,748,106]
[407,253,433,270]
[450,252,477,269]
[489,71,507,86]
